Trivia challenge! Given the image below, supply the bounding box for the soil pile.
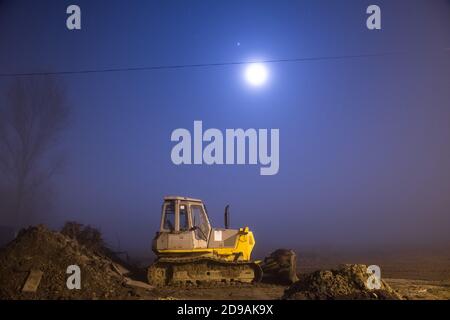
[283,264,402,300]
[0,225,152,299]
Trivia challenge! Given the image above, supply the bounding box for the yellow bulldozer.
[147,196,262,285]
[147,196,297,286]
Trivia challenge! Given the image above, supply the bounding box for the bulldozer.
[147,196,298,286]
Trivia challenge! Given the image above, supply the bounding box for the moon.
[245,63,268,86]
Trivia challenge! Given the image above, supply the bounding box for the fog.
[1,0,449,262]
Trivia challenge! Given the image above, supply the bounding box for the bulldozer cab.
[153,195,257,264]
[157,196,211,249]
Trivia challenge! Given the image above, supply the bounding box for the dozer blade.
[260,249,299,284]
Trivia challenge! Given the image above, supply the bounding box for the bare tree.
[0,76,69,227]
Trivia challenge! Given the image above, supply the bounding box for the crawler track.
[148,256,263,287]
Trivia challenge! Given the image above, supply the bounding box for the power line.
[0,50,436,77]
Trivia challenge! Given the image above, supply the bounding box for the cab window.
[191,205,209,240]
[179,204,189,231]
[163,203,175,230]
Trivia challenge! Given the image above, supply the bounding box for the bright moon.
[245,63,268,86]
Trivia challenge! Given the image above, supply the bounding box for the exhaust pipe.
[224,205,230,229]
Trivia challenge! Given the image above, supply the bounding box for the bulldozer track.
[148,255,263,287]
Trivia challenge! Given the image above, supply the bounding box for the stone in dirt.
[112,262,130,276]
[22,270,43,293]
[123,277,154,291]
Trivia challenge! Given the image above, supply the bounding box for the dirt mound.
[0,225,152,299]
[283,264,402,300]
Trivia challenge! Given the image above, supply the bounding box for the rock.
[22,270,43,293]
[111,262,130,276]
[123,278,154,291]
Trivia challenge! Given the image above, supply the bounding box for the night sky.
[0,0,449,258]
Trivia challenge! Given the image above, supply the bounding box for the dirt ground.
[385,278,450,300]
[142,277,449,300]
[142,252,450,300]
[290,249,450,300]
[141,277,449,300]
[150,283,286,300]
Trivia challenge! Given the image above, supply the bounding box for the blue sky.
[0,0,449,257]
